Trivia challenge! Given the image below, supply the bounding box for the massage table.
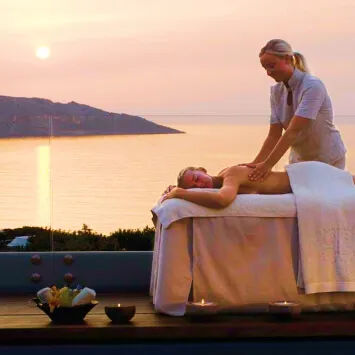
[151,193,355,316]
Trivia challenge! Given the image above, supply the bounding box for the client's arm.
[161,177,239,209]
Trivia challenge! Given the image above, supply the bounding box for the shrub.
[0,224,155,252]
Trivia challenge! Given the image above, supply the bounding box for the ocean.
[0,115,354,234]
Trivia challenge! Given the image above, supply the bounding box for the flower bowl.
[33,297,98,323]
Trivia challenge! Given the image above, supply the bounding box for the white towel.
[286,161,355,294]
[152,190,296,229]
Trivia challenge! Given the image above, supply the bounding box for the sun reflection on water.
[36,145,51,227]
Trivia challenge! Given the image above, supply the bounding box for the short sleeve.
[270,87,279,124]
[295,81,326,120]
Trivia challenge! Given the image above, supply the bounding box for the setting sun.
[35,46,50,60]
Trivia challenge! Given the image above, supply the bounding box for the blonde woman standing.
[246,39,346,182]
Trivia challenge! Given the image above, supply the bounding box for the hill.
[0,96,183,137]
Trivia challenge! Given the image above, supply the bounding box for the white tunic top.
[270,68,346,165]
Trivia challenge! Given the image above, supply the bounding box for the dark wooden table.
[2,293,355,344]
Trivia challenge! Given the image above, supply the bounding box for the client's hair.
[177,166,207,188]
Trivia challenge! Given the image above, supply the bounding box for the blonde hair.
[259,39,309,73]
[177,166,207,188]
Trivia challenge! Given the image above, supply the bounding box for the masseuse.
[246,39,346,182]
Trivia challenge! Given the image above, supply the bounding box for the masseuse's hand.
[238,162,256,168]
[247,161,272,182]
[161,187,182,203]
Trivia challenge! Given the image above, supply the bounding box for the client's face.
[182,170,213,189]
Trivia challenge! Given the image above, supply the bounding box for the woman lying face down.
[162,164,355,209]
[162,165,291,209]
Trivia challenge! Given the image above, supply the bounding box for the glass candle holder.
[185,298,219,316]
[268,301,301,320]
[105,303,136,323]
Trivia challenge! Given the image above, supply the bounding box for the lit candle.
[185,298,218,316]
[273,301,291,306]
[105,303,136,323]
[268,300,301,319]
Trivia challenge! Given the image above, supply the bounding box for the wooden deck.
[2,293,355,344]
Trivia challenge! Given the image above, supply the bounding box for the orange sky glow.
[1,0,354,118]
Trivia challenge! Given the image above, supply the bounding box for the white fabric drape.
[286,161,355,293]
[151,216,355,316]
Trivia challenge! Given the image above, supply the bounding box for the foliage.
[0,224,155,252]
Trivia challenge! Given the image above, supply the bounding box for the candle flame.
[118,303,121,307]
[283,301,287,304]
[201,298,205,305]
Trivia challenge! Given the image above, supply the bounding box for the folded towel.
[286,161,355,294]
[152,190,296,229]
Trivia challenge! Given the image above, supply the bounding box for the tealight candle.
[185,298,219,316]
[105,303,136,323]
[268,300,301,319]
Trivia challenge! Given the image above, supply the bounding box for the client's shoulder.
[219,165,250,177]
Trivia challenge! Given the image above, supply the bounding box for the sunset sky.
[1,0,354,118]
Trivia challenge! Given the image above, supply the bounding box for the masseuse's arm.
[240,89,282,167]
[249,81,326,181]
[251,123,283,163]
[249,116,311,181]
[162,178,239,209]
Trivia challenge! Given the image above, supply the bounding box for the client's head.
[177,166,213,189]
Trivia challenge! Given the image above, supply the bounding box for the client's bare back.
[220,166,292,195]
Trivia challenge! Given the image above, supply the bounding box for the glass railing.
[2,115,355,253]
[0,115,52,252]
